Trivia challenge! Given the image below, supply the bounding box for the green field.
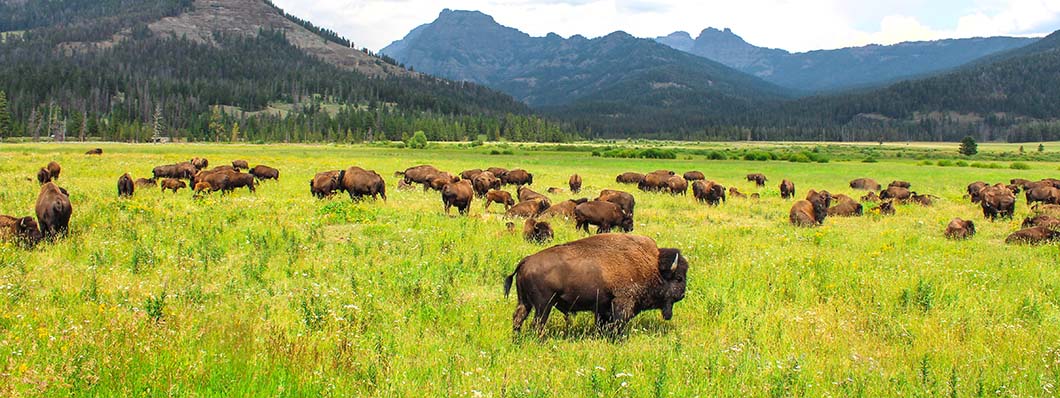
[1,143,1059,397]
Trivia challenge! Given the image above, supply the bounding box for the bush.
[601,148,676,159]
[918,160,934,166]
[971,162,1003,169]
[743,151,772,161]
[706,151,727,160]
[405,131,428,149]
[862,157,878,163]
[1011,162,1031,170]
[937,160,954,167]
[955,160,969,167]
[788,153,812,163]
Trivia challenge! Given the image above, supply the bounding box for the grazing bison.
[460,169,483,180]
[779,179,795,199]
[36,168,52,185]
[504,234,688,334]
[980,184,1016,220]
[441,180,474,215]
[746,173,767,187]
[503,169,534,186]
[506,198,550,218]
[861,191,881,202]
[639,172,672,192]
[399,165,440,186]
[828,196,863,217]
[667,176,688,195]
[728,187,747,199]
[85,148,102,155]
[683,171,705,181]
[195,171,230,194]
[1006,226,1060,245]
[967,181,989,203]
[117,173,135,198]
[160,178,187,193]
[224,172,257,193]
[1011,178,1034,189]
[518,187,550,204]
[339,167,386,201]
[0,215,43,247]
[569,174,582,193]
[616,172,645,184]
[46,161,61,180]
[692,181,726,206]
[945,218,976,240]
[1023,215,1060,229]
[486,167,509,179]
[485,190,516,211]
[190,157,209,170]
[880,186,912,202]
[789,190,832,227]
[888,180,911,189]
[310,171,342,198]
[427,172,460,192]
[153,162,197,180]
[135,178,156,188]
[878,201,896,216]
[523,219,554,244]
[232,160,249,170]
[36,182,72,239]
[597,190,635,216]
[540,198,588,219]
[1026,185,1060,205]
[472,172,501,197]
[849,178,880,191]
[574,200,633,234]
[250,165,279,181]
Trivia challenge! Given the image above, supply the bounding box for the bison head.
[15,216,43,247]
[619,213,634,233]
[656,249,689,320]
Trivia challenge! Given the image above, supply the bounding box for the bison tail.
[503,261,524,299]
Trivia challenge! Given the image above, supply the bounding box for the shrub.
[788,153,811,163]
[405,131,428,149]
[706,151,727,160]
[862,157,878,163]
[937,160,954,167]
[1010,162,1031,170]
[955,160,969,167]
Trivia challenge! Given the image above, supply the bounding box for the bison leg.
[531,304,554,335]
[512,304,530,334]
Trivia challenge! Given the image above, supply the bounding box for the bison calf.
[485,190,515,211]
[160,178,187,193]
[575,200,633,234]
[945,218,976,240]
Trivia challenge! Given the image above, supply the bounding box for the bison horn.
[671,253,680,271]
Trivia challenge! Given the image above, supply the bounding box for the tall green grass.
[0,143,1058,396]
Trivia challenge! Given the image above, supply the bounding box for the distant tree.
[65,111,82,142]
[28,107,40,141]
[406,130,428,149]
[1039,144,1046,152]
[208,106,225,142]
[230,122,240,142]
[959,136,978,156]
[151,105,164,143]
[0,91,10,140]
[85,113,99,139]
[1019,145,1025,154]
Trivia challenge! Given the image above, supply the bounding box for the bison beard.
[504,234,689,335]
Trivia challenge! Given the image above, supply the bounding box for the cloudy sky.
[271,0,1060,52]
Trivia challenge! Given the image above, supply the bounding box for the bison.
[861,191,881,202]
[85,148,102,155]
[728,187,747,199]
[540,198,588,219]
[485,190,516,211]
[339,167,386,201]
[889,180,911,189]
[46,161,61,180]
[190,157,209,170]
[1006,226,1060,245]
[683,171,705,181]
[692,181,725,206]
[224,172,257,193]
[980,184,1016,220]
[666,176,688,195]
[311,171,342,198]
[789,190,832,227]
[1026,186,1060,205]
[878,200,896,216]
[523,219,554,244]
[616,172,645,184]
[36,168,51,185]
[503,169,534,186]
[461,169,483,180]
[574,200,633,234]
[746,173,767,187]
[880,186,912,202]
[486,167,509,180]
[504,234,688,334]
[518,187,550,204]
[779,179,795,199]
[828,196,863,217]
[1023,215,1060,229]
[160,178,187,193]
[232,160,249,170]
[945,218,976,240]
[250,165,279,181]
[910,193,936,206]
[506,198,550,218]
[153,162,197,180]
[36,182,72,239]
[473,172,501,197]
[0,215,43,247]
[639,172,671,192]
[597,190,635,217]
[967,181,989,203]
[135,178,157,188]
[569,174,582,193]
[400,165,440,186]
[118,173,135,198]
[441,180,474,215]
[849,178,880,191]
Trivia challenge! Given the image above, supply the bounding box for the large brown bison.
[692,181,725,206]
[683,171,705,181]
[485,190,516,211]
[523,219,554,244]
[616,172,645,184]
[540,198,588,219]
[461,169,483,180]
[967,181,988,203]
[310,171,341,198]
[597,190,635,216]
[153,162,198,180]
[569,174,582,193]
[1026,185,1060,205]
[0,215,43,247]
[639,171,672,192]
[118,173,135,198]
[472,172,501,197]
[667,176,688,195]
[486,167,509,179]
[232,160,249,170]
[250,165,279,181]
[46,161,61,180]
[945,218,976,240]
[746,173,767,187]
[160,178,187,193]
[828,196,863,217]
[980,184,1016,220]
[135,178,156,188]
[779,179,795,199]
[574,201,633,234]
[503,169,534,186]
[518,186,550,204]
[880,186,912,202]
[85,148,102,155]
[36,168,51,185]
[889,180,911,189]
[36,182,72,239]
[849,178,880,191]
[1023,215,1060,229]
[789,190,832,227]
[426,172,460,192]
[225,172,257,193]
[506,198,550,218]
[339,167,386,201]
[1006,226,1060,245]
[190,157,209,170]
[504,234,688,334]
[399,165,440,186]
[441,180,474,215]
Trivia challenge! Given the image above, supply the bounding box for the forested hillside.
[0,0,574,143]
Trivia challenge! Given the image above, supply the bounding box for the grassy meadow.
[1,142,1059,397]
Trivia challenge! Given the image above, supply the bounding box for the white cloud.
[269,0,1060,52]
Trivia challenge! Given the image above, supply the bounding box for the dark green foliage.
[0,90,10,139]
[600,148,676,159]
[405,131,428,149]
[960,136,978,156]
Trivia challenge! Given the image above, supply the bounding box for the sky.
[270,0,1060,53]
